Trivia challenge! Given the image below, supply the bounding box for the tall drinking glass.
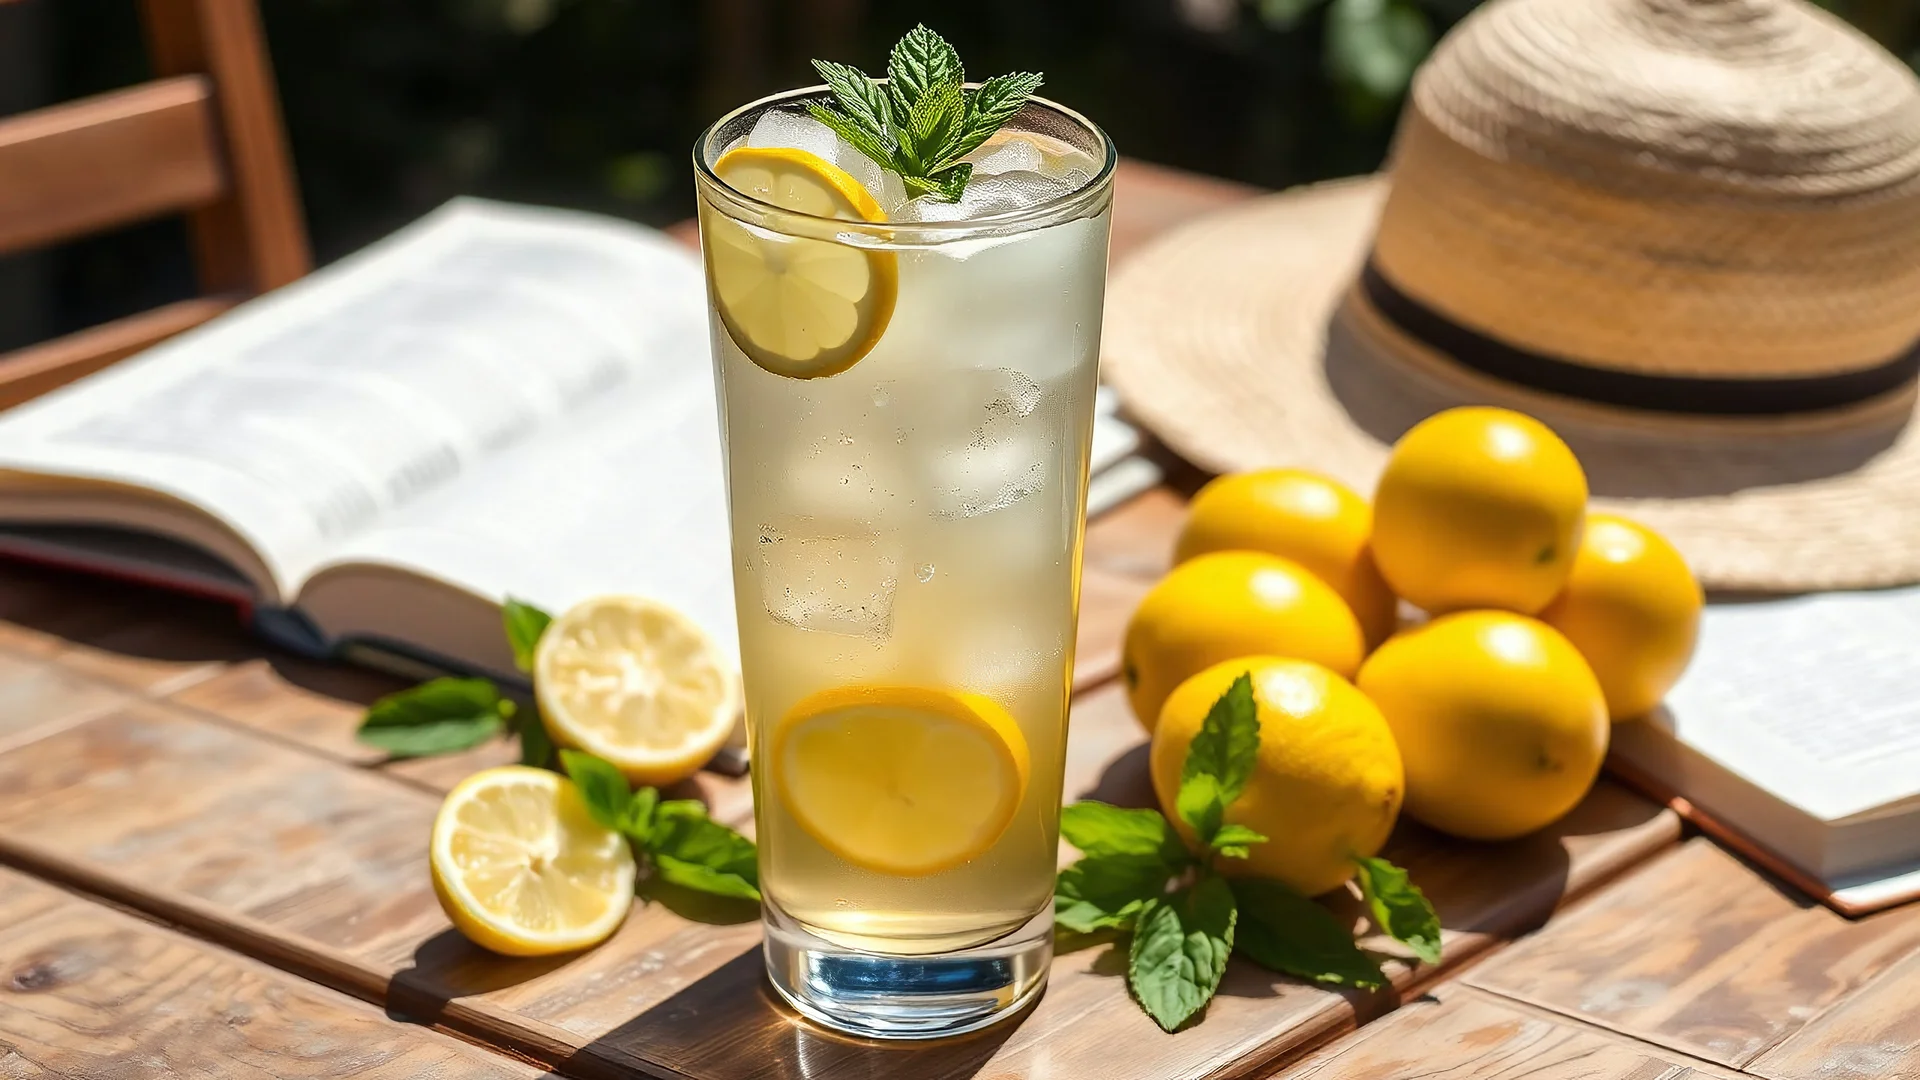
[694,87,1115,1038]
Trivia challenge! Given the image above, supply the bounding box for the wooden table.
[1,162,1914,1080]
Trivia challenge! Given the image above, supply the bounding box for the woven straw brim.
[1101,176,1920,592]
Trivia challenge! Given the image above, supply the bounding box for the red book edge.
[0,546,257,623]
[1606,756,1919,917]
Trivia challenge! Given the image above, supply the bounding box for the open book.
[1609,586,1920,914]
[0,199,1148,682]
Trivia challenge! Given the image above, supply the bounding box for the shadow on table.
[546,948,1027,1080]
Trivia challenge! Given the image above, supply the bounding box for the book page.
[1656,586,1920,822]
[311,372,739,665]
[0,199,704,598]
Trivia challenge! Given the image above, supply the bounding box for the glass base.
[763,902,1052,1040]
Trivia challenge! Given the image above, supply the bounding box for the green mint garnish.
[561,751,761,902]
[1054,673,1440,1031]
[807,24,1043,202]
[357,677,513,757]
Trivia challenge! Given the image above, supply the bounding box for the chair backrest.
[0,0,309,408]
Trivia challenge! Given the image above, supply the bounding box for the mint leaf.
[906,80,967,167]
[886,24,964,113]
[517,708,556,769]
[357,678,510,758]
[946,71,1045,163]
[1209,824,1270,860]
[623,786,660,842]
[559,750,631,831]
[1127,874,1237,1032]
[1354,856,1442,964]
[1061,801,1188,864]
[808,26,1042,201]
[654,853,761,901]
[811,58,894,138]
[1231,877,1386,989]
[1177,673,1260,842]
[804,101,896,171]
[647,802,760,900]
[501,597,552,673]
[1055,852,1175,933]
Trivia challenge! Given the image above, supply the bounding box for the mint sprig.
[1056,673,1440,1032]
[560,751,760,901]
[355,599,753,905]
[807,24,1043,202]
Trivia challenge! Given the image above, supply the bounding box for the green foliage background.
[3,0,1916,346]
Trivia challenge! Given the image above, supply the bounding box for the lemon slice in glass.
[535,596,741,787]
[429,766,636,956]
[706,145,897,379]
[772,686,1031,876]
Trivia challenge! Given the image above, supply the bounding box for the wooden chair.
[0,0,309,409]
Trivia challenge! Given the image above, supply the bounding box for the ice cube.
[928,441,1048,519]
[894,171,1077,223]
[965,134,1044,176]
[943,618,1068,697]
[745,109,908,214]
[755,521,900,637]
[783,425,907,521]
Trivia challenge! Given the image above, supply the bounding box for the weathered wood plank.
[1084,484,1185,580]
[0,866,541,1078]
[1267,986,1745,1079]
[0,648,131,753]
[1073,563,1153,691]
[1746,947,1920,1080]
[0,682,1676,1080]
[1465,838,1920,1068]
[0,75,224,256]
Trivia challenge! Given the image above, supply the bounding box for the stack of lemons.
[1125,406,1702,898]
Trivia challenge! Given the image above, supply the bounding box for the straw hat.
[1103,0,1920,591]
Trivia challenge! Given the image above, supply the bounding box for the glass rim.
[692,84,1118,241]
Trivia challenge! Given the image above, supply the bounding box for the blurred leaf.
[1256,0,1332,31]
[1326,0,1434,104]
[605,152,670,204]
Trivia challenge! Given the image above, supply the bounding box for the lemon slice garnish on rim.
[772,685,1031,876]
[705,145,897,379]
[535,596,741,787]
[429,766,637,956]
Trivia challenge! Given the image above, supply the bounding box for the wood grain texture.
[0,649,130,755]
[1747,948,1920,1080]
[0,75,224,255]
[0,295,236,409]
[1269,986,1745,1079]
[0,677,1676,1080]
[0,866,542,1078]
[1084,485,1186,580]
[143,0,311,293]
[1465,838,1920,1068]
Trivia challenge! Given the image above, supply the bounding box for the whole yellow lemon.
[1151,657,1404,896]
[1540,514,1703,721]
[1175,468,1399,648]
[1372,407,1588,615]
[1123,551,1366,730]
[1356,611,1608,841]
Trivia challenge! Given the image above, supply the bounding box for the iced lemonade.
[703,107,1110,953]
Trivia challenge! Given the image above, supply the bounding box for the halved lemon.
[535,596,741,787]
[705,146,897,379]
[429,766,636,956]
[772,686,1031,876]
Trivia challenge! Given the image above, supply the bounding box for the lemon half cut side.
[535,596,741,787]
[430,766,637,956]
[772,686,1031,876]
[706,145,897,379]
